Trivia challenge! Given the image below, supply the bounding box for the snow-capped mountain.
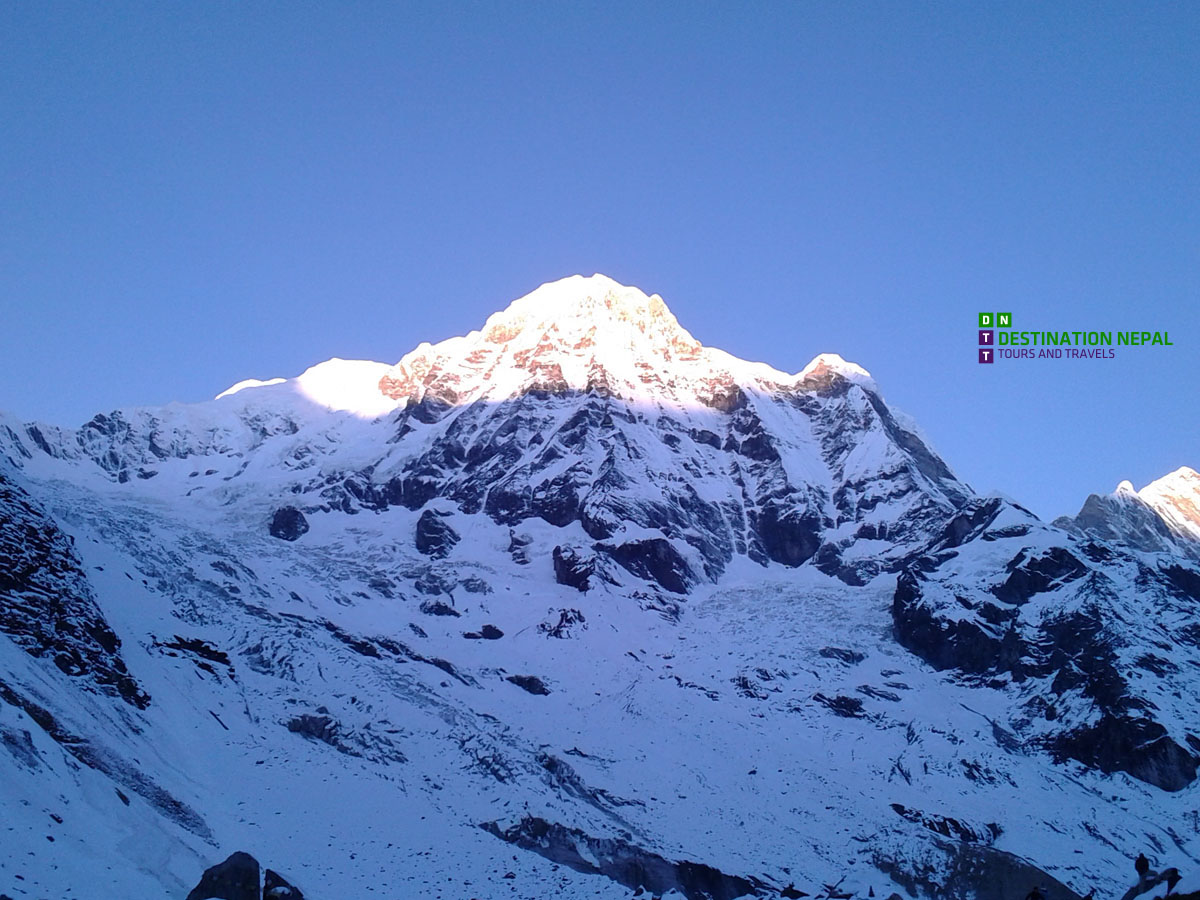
[1055,469,1200,561]
[1,275,1197,900]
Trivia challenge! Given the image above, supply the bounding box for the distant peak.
[1115,479,1137,495]
[481,274,689,345]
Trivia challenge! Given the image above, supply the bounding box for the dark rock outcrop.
[482,816,770,900]
[1049,715,1197,793]
[506,674,551,695]
[418,600,460,617]
[415,509,459,558]
[893,569,1022,676]
[268,507,309,541]
[992,547,1088,606]
[538,608,587,639]
[552,545,594,591]
[875,838,1083,900]
[812,693,865,718]
[0,471,149,708]
[819,647,865,665]
[507,530,533,564]
[287,713,340,747]
[606,537,695,594]
[186,852,305,900]
[754,503,823,567]
[463,624,504,640]
[889,803,1001,844]
[263,869,305,899]
[186,851,260,900]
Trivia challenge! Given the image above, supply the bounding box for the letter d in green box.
[978,312,993,327]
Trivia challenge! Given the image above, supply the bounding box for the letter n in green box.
[996,312,1012,328]
[978,312,994,327]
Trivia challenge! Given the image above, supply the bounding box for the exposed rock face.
[414,509,459,558]
[889,804,1002,845]
[552,545,594,591]
[894,496,1200,791]
[1056,470,1200,561]
[754,504,823,567]
[0,470,148,708]
[606,537,695,594]
[991,546,1089,606]
[506,674,550,695]
[263,869,304,899]
[538,608,586,639]
[186,851,260,900]
[269,507,309,541]
[1051,715,1197,793]
[875,838,1084,900]
[287,713,340,746]
[186,852,305,900]
[315,277,968,592]
[812,693,865,718]
[1055,489,1182,555]
[482,816,770,900]
[418,599,460,617]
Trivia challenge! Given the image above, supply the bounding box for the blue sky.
[2,2,1197,519]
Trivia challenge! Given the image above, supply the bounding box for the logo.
[975,313,1172,363]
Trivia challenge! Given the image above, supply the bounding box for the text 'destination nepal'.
[976,313,1173,364]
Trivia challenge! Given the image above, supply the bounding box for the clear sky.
[2,2,1197,520]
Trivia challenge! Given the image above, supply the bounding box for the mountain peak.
[499,273,663,318]
[195,277,881,427]
[206,277,878,419]
[377,275,874,411]
[1143,465,1200,493]
[478,274,699,359]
